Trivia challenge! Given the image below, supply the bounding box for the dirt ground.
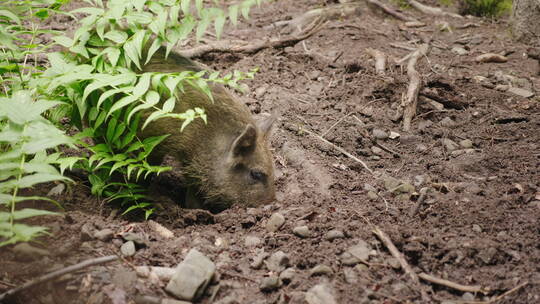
[1,0,539,303]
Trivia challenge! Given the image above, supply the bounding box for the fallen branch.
[401,43,430,131]
[180,16,327,58]
[265,2,363,33]
[286,123,373,175]
[372,226,430,301]
[367,0,417,22]
[0,255,118,302]
[365,48,387,75]
[418,272,488,294]
[408,0,463,18]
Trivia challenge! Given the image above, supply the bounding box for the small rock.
[415,144,427,152]
[250,251,269,269]
[462,292,475,301]
[255,85,268,98]
[279,267,296,285]
[451,47,469,55]
[475,53,508,63]
[354,264,368,273]
[477,247,498,264]
[166,249,216,301]
[529,200,540,208]
[13,243,50,262]
[383,176,401,191]
[372,129,388,140]
[292,226,311,238]
[414,175,426,186]
[305,284,337,304]
[162,300,193,304]
[120,241,136,257]
[266,213,285,232]
[364,183,377,192]
[442,138,459,152]
[148,220,174,239]
[265,251,290,272]
[459,139,473,149]
[439,117,456,128]
[367,191,378,200]
[371,146,384,155]
[508,87,534,98]
[47,183,65,196]
[388,131,400,139]
[387,257,401,269]
[495,84,509,91]
[309,265,333,276]
[405,21,426,28]
[472,224,482,233]
[122,232,147,247]
[325,230,345,241]
[343,268,358,284]
[451,149,476,157]
[245,235,262,247]
[340,241,371,266]
[94,229,114,242]
[393,182,415,194]
[400,134,420,145]
[260,275,280,292]
[80,223,94,241]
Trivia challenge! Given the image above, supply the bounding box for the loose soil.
[1,1,539,303]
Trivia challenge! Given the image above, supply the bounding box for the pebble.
[388,131,400,139]
[383,176,401,191]
[260,275,280,292]
[442,138,459,152]
[367,191,378,200]
[451,46,469,56]
[415,144,427,152]
[305,284,337,304]
[508,87,534,98]
[405,21,426,27]
[265,251,290,272]
[371,146,384,155]
[340,241,371,266]
[451,149,476,157]
[472,224,483,233]
[13,243,50,262]
[245,235,262,247]
[122,232,147,247]
[495,84,509,91]
[120,241,136,257]
[324,230,345,241]
[279,268,296,285]
[439,117,456,128]
[292,226,311,238]
[477,247,497,264]
[343,268,358,284]
[266,213,285,232]
[94,228,114,242]
[166,249,216,301]
[80,223,94,241]
[459,139,473,149]
[254,85,268,98]
[250,251,269,269]
[387,257,401,269]
[372,129,388,140]
[393,182,415,194]
[462,292,475,301]
[309,265,333,276]
[355,264,368,273]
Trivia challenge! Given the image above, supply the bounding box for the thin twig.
[321,113,352,137]
[0,255,119,301]
[287,123,373,175]
[367,0,417,22]
[418,272,488,294]
[401,44,430,131]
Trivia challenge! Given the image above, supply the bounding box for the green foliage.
[0,91,79,247]
[459,0,511,17]
[33,0,261,218]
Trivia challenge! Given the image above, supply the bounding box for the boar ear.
[231,124,257,157]
[257,114,276,139]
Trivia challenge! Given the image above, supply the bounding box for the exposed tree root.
[180,16,327,58]
[408,0,463,18]
[400,44,430,131]
[418,272,489,294]
[365,48,387,75]
[367,0,417,22]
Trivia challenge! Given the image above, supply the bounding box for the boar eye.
[249,170,266,182]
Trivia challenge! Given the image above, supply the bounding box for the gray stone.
[305,284,337,304]
[367,191,378,200]
[279,268,296,285]
[451,46,469,55]
[372,129,388,140]
[120,241,136,257]
[451,148,476,157]
[245,235,262,247]
[388,131,400,139]
[80,223,94,241]
[355,264,368,273]
[477,247,498,264]
[265,251,290,272]
[325,230,345,241]
[255,85,268,98]
[440,117,456,128]
[250,251,269,269]
[462,292,475,301]
[442,138,459,152]
[122,232,147,247]
[266,213,285,232]
[166,249,216,301]
[162,300,192,304]
[343,268,358,284]
[415,144,427,152]
[309,265,333,276]
[495,84,509,91]
[94,229,114,242]
[340,241,371,265]
[508,87,534,98]
[292,226,311,238]
[371,146,384,155]
[260,275,280,292]
[364,183,377,192]
[387,257,401,269]
[393,182,415,194]
[459,139,474,149]
[383,176,401,191]
[472,224,482,233]
[13,243,50,262]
